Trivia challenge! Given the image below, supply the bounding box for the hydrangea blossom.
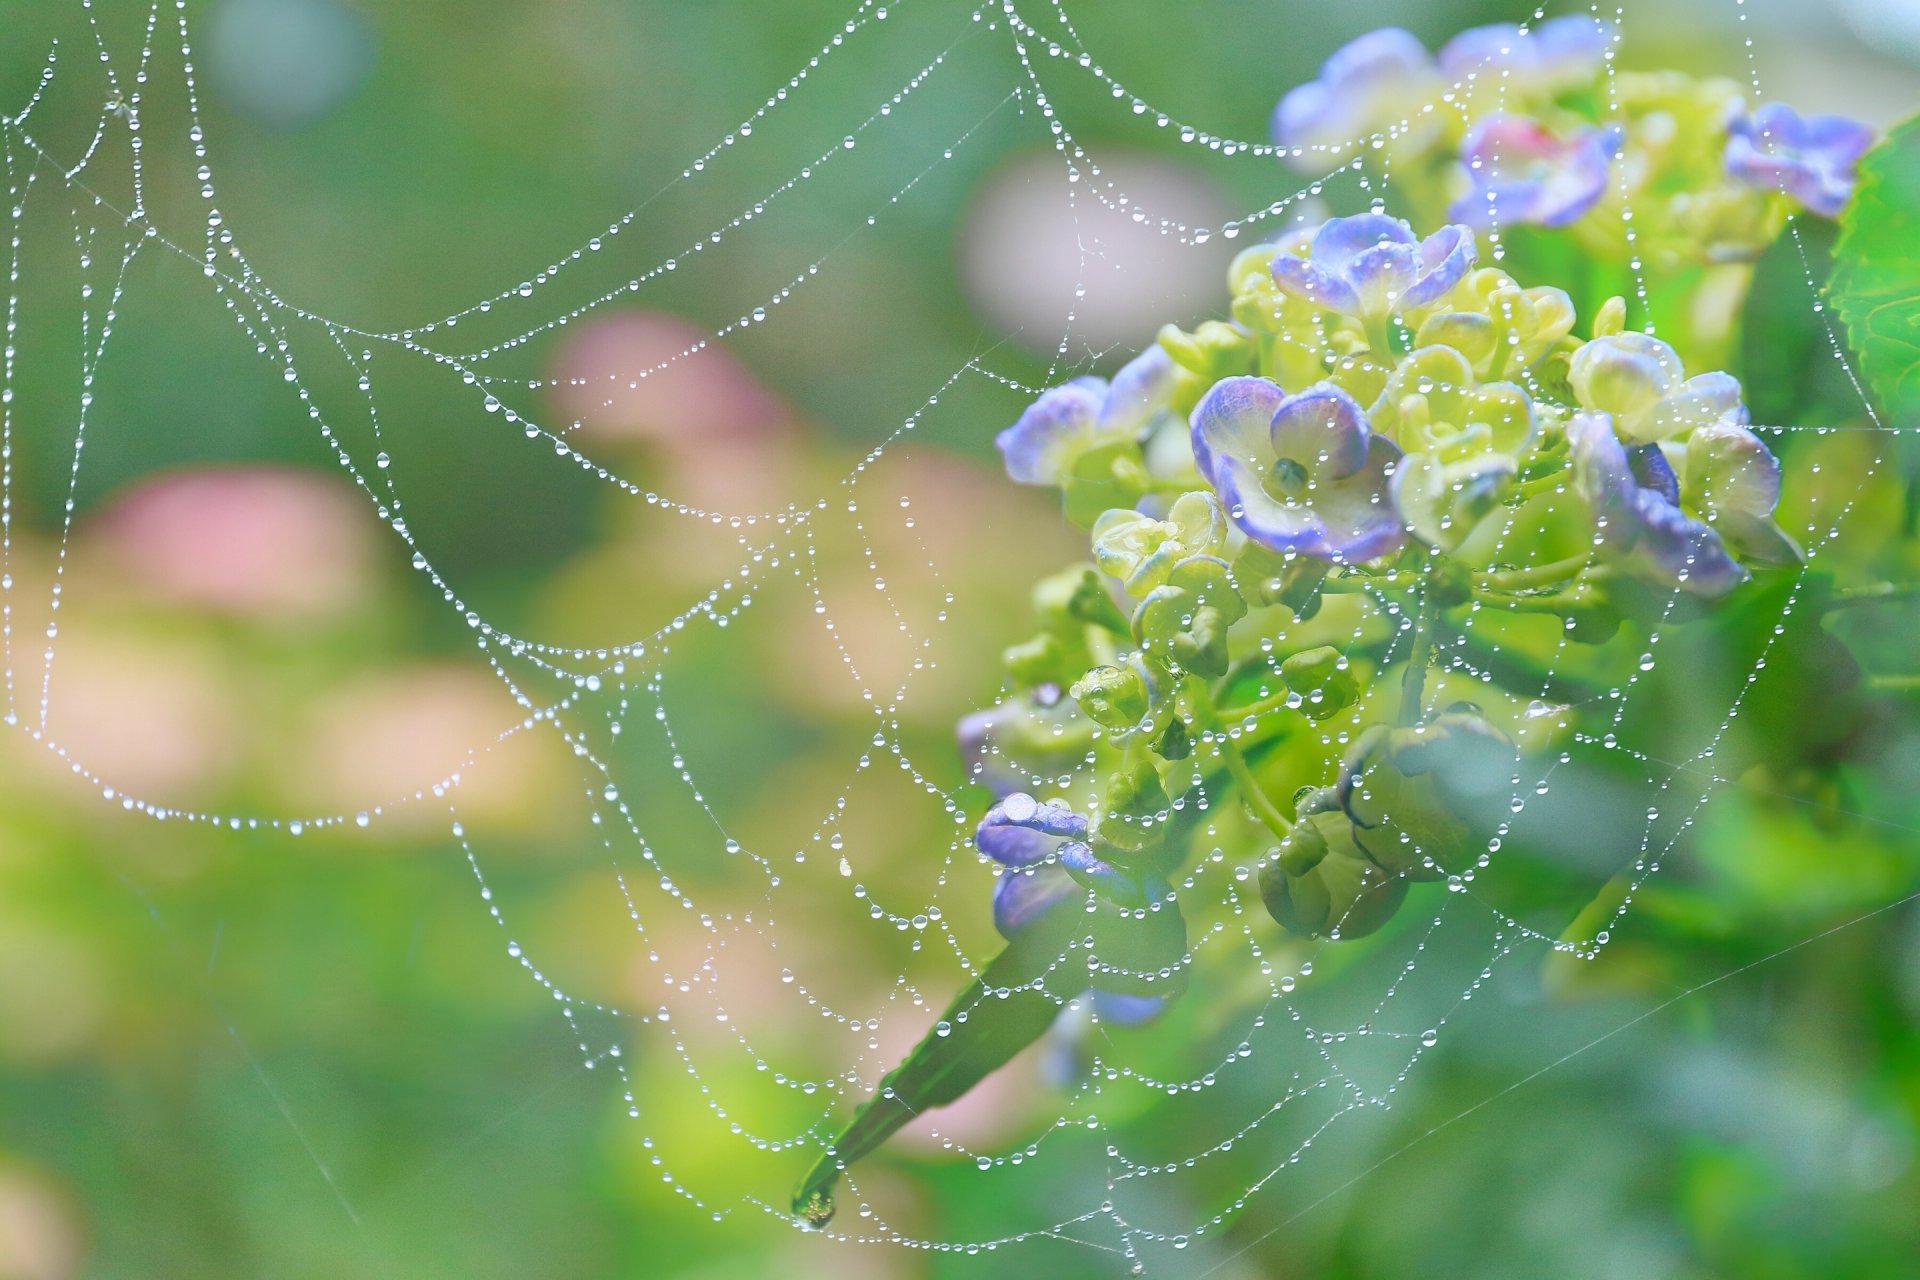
[1271,27,1442,165]
[1683,422,1802,565]
[1371,344,1535,549]
[1412,269,1576,378]
[995,346,1176,485]
[1191,377,1405,562]
[1268,213,1477,328]
[1450,115,1622,229]
[1437,15,1613,96]
[1569,412,1747,596]
[1725,102,1874,218]
[974,793,1152,938]
[1091,491,1228,595]
[1568,331,1747,444]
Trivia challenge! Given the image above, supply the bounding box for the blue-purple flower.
[1568,332,1748,445]
[1191,376,1405,563]
[975,792,1153,938]
[1268,213,1477,328]
[1683,422,1802,566]
[1438,15,1613,96]
[995,346,1177,486]
[1568,412,1746,596]
[1725,102,1874,218]
[1272,28,1443,166]
[1450,114,1622,229]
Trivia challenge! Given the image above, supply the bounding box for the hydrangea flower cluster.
[794,24,1867,1225]
[1269,20,1873,365]
[969,206,1804,985]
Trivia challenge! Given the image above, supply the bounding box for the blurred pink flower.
[551,310,792,447]
[285,666,569,837]
[91,465,377,620]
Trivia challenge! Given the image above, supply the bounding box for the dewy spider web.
[0,0,1897,1273]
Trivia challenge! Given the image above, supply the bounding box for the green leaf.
[790,895,1186,1227]
[1831,114,1920,520]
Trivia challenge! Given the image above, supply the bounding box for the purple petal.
[993,865,1078,937]
[1630,492,1748,597]
[1437,23,1523,80]
[995,379,1104,485]
[1273,29,1437,157]
[1268,382,1371,480]
[1529,14,1613,85]
[1088,989,1167,1026]
[1307,436,1409,562]
[1628,444,1680,506]
[1401,225,1477,309]
[1214,465,1335,556]
[1320,27,1432,90]
[1726,103,1875,217]
[1100,345,1178,436]
[1190,375,1286,483]
[976,792,1087,866]
[1269,254,1363,315]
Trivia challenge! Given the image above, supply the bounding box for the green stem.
[1477,554,1592,594]
[1190,680,1292,841]
[1397,560,1436,727]
[1363,313,1395,359]
[1869,673,1920,693]
[1508,468,1573,502]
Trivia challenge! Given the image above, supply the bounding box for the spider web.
[0,0,1899,1275]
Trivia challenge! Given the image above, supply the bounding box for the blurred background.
[0,1,1918,1277]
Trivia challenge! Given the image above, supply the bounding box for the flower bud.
[1591,295,1627,338]
[1132,555,1247,678]
[1031,564,1131,638]
[1003,632,1075,689]
[1280,645,1358,721]
[1100,756,1172,853]
[1259,811,1408,940]
[1335,714,1518,877]
[1156,320,1255,381]
[1069,663,1152,731]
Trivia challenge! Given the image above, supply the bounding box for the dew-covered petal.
[1308,436,1409,562]
[1629,491,1749,597]
[1568,332,1684,427]
[1312,211,1419,267]
[1212,463,1332,555]
[1268,382,1371,480]
[993,864,1079,938]
[1269,254,1363,316]
[1402,225,1478,309]
[1191,375,1286,481]
[976,791,1088,866]
[995,378,1105,485]
[1100,344,1179,437]
[1684,422,1801,563]
[1685,422,1780,519]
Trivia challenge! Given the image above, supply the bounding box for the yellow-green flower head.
[1371,344,1536,461]
[1369,344,1536,550]
[1414,268,1577,379]
[1091,491,1228,596]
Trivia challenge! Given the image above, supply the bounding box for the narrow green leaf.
[791,896,1187,1227]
